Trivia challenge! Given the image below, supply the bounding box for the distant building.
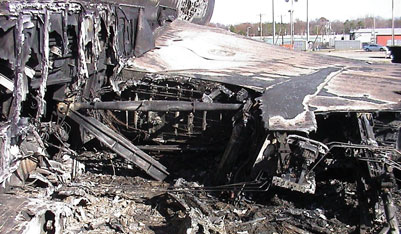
[254,34,350,46]
[351,28,401,46]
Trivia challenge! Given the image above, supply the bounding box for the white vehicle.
[364,43,388,52]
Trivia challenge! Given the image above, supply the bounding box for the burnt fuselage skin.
[0,0,216,181]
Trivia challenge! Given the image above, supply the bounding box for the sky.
[211,0,401,25]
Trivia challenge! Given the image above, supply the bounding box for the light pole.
[285,0,298,45]
[392,0,395,46]
[281,15,284,45]
[272,0,275,45]
[306,0,309,43]
[260,13,263,40]
[373,15,376,44]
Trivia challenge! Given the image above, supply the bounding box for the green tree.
[229,25,236,33]
[357,20,364,29]
[344,20,351,34]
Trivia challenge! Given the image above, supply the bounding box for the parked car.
[364,44,388,52]
[362,42,370,50]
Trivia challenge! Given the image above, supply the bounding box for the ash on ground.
[2,150,400,234]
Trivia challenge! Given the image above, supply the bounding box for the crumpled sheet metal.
[0,0,160,102]
[37,8,50,120]
[20,199,73,234]
[0,0,215,185]
[0,0,165,183]
[155,191,226,234]
[0,121,47,185]
[11,13,29,137]
[0,194,72,234]
[130,20,401,132]
[177,0,214,24]
[0,123,19,186]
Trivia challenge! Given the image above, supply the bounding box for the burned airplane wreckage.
[0,0,401,233]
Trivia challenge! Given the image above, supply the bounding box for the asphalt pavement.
[315,49,392,63]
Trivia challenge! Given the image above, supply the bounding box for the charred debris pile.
[0,0,401,233]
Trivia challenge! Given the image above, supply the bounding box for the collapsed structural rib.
[68,110,169,181]
[73,101,242,112]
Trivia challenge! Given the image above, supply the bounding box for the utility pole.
[373,15,376,44]
[306,0,309,43]
[272,0,275,45]
[392,0,395,46]
[281,15,284,45]
[260,13,263,40]
[290,2,294,45]
[285,0,297,45]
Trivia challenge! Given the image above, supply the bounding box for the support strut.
[73,101,242,112]
[68,110,169,181]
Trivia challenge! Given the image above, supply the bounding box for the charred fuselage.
[0,1,400,233]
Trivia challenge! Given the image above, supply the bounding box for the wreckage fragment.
[72,100,243,112]
[68,110,169,181]
[0,0,401,233]
[0,0,216,184]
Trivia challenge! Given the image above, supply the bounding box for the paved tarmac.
[315,50,392,63]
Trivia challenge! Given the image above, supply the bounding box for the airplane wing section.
[130,20,401,132]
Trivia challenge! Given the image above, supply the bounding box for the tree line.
[209,17,401,36]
